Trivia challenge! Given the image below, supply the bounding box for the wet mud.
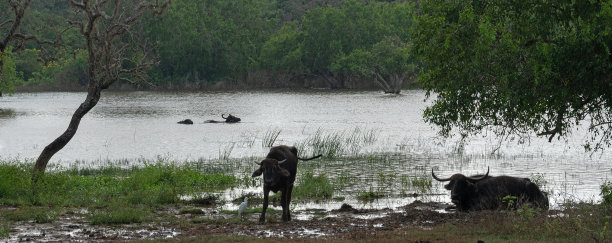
[2,201,478,242]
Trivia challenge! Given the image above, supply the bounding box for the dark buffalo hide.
[432,168,549,211]
[252,145,322,222]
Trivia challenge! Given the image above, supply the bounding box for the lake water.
[1,90,611,207]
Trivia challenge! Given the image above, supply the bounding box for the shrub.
[601,181,612,205]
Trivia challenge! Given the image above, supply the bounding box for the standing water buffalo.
[252,145,322,222]
[432,167,549,211]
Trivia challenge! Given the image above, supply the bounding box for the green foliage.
[25,49,88,88]
[8,0,418,90]
[601,181,612,205]
[293,170,333,200]
[0,48,21,95]
[294,0,416,89]
[517,203,535,220]
[502,195,518,209]
[14,49,42,81]
[259,23,304,72]
[415,0,612,149]
[143,0,278,85]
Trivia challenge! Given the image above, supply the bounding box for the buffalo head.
[222,114,241,123]
[432,167,489,207]
[252,158,290,187]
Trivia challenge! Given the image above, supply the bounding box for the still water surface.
[0,91,611,206]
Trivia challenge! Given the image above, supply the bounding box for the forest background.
[1,0,417,93]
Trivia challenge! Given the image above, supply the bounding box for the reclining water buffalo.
[432,167,549,211]
[204,114,241,123]
[252,145,322,222]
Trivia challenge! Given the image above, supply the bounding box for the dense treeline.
[3,0,417,92]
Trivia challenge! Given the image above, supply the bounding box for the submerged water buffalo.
[204,114,241,123]
[177,119,193,124]
[252,145,322,222]
[222,114,241,123]
[432,167,549,211]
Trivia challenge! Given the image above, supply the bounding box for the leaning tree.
[414,0,611,151]
[32,0,170,181]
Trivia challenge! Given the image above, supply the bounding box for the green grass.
[410,174,433,194]
[293,170,334,200]
[218,142,235,160]
[601,181,612,205]
[0,160,239,207]
[1,207,58,223]
[296,128,378,158]
[179,207,205,214]
[357,189,385,201]
[0,225,8,238]
[186,194,221,206]
[89,207,146,225]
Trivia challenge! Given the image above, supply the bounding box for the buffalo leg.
[286,184,294,221]
[260,187,270,223]
[281,188,289,221]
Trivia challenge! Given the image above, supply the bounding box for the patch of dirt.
[0,201,498,242]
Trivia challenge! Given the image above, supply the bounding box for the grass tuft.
[179,207,204,214]
[0,225,8,238]
[357,189,385,201]
[187,194,221,206]
[293,170,333,200]
[296,127,378,158]
[89,207,145,225]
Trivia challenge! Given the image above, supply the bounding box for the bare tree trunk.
[321,73,341,89]
[372,71,392,93]
[32,91,100,181]
[31,0,169,181]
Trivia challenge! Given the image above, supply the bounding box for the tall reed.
[262,128,281,147]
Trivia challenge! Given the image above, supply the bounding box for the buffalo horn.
[431,169,451,182]
[467,167,490,181]
[254,161,261,166]
[222,114,227,119]
[277,159,287,165]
